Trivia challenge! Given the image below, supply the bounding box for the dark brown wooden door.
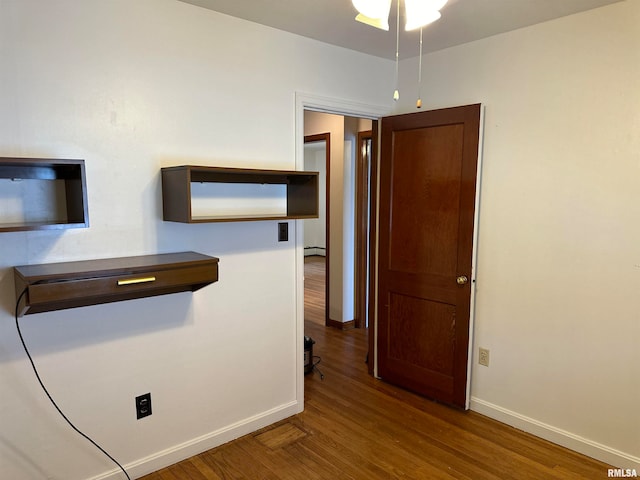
[377,104,481,408]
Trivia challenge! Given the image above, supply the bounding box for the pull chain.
[393,0,400,101]
[416,27,423,108]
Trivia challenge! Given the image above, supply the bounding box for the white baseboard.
[89,400,301,480]
[470,397,640,471]
[303,248,326,257]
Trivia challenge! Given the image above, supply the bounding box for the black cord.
[15,288,131,480]
[311,355,324,380]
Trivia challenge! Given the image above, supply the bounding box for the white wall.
[342,117,362,325]
[0,1,392,478]
[395,1,640,469]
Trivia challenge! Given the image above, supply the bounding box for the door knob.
[456,275,469,285]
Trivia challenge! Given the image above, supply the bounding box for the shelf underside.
[188,213,318,222]
[0,220,88,232]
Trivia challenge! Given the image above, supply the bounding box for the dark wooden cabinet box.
[14,252,219,316]
[161,165,319,223]
[0,157,88,232]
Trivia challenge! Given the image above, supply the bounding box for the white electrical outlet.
[479,348,490,367]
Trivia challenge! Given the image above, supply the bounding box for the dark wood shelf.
[14,251,219,316]
[161,165,319,223]
[0,157,88,232]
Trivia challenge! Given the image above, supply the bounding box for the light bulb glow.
[424,0,448,10]
[404,0,442,31]
[352,0,392,21]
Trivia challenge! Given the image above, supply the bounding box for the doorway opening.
[295,93,389,401]
[302,109,377,383]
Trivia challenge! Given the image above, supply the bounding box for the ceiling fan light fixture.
[352,0,449,107]
[404,0,445,30]
[352,0,392,22]
[404,9,441,31]
[355,12,390,31]
[425,0,449,10]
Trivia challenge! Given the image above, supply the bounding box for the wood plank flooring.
[304,256,325,326]
[140,313,611,479]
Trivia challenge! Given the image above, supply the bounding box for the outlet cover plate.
[136,392,152,419]
[479,348,490,367]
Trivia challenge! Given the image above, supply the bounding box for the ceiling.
[178,0,623,60]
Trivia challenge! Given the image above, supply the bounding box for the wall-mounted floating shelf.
[0,157,88,232]
[14,251,219,316]
[161,165,319,223]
